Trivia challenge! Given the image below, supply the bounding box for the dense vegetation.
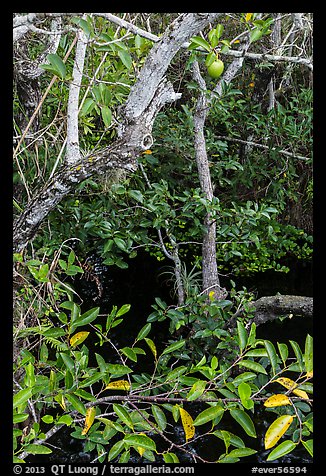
[13,13,313,464]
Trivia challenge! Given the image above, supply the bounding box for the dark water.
[26,255,313,464]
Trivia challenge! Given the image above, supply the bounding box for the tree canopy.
[13,12,313,464]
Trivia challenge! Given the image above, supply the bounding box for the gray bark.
[192,36,251,299]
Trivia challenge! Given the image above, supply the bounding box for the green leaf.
[13,413,29,424]
[80,97,95,116]
[71,17,92,37]
[238,382,254,410]
[113,237,127,251]
[13,387,33,409]
[163,452,179,463]
[107,363,133,378]
[23,444,52,455]
[65,394,86,415]
[41,414,54,424]
[237,321,248,351]
[108,440,125,461]
[277,342,289,364]
[250,28,263,43]
[215,24,224,40]
[129,189,144,203]
[188,35,211,52]
[230,409,256,438]
[267,440,297,461]
[237,360,267,374]
[289,340,304,371]
[47,53,66,79]
[124,434,157,452]
[152,405,167,431]
[161,339,185,356]
[264,340,279,375]
[70,307,100,333]
[101,106,112,128]
[116,304,131,317]
[302,439,313,457]
[165,366,188,381]
[193,405,224,426]
[186,380,206,401]
[59,353,75,374]
[304,334,313,373]
[118,49,132,69]
[213,430,245,449]
[113,403,134,429]
[247,323,256,347]
[228,447,257,458]
[136,323,151,341]
[120,346,137,362]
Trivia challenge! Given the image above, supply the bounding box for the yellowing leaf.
[264,394,291,408]
[275,377,309,399]
[143,149,152,154]
[54,393,66,411]
[245,13,253,22]
[292,388,309,399]
[81,406,96,435]
[179,407,195,442]
[70,331,90,348]
[305,370,313,379]
[137,432,146,456]
[275,377,297,391]
[265,415,294,450]
[104,380,130,391]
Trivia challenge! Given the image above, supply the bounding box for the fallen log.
[227,294,313,328]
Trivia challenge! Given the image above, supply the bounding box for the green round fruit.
[207,58,224,79]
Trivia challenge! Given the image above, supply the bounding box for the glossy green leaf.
[213,430,245,448]
[230,409,256,438]
[120,346,137,362]
[228,447,257,458]
[59,353,75,374]
[302,439,313,457]
[70,307,99,333]
[152,404,167,431]
[237,321,248,351]
[266,440,297,461]
[22,444,52,455]
[163,452,179,463]
[264,340,278,375]
[289,340,304,371]
[277,342,288,365]
[65,394,86,416]
[188,36,211,52]
[237,360,267,374]
[123,434,156,452]
[193,405,224,426]
[304,334,313,373]
[238,382,254,410]
[113,403,134,429]
[161,339,185,356]
[108,440,125,461]
[186,380,206,401]
[136,323,152,341]
[13,387,33,409]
